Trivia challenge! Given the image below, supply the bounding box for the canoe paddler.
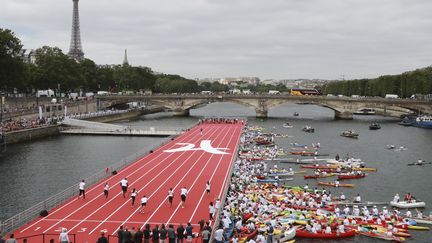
[404,192,413,202]
[335,179,340,187]
[354,193,361,203]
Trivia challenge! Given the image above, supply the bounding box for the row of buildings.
[196,77,329,88]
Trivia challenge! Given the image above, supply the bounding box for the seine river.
[1,103,431,242]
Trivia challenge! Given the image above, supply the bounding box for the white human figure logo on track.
[164,140,230,154]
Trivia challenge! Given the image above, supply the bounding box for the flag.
[38,106,43,120]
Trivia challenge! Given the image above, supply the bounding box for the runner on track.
[78,179,85,199]
[168,188,174,208]
[180,187,188,208]
[200,128,203,135]
[131,188,138,206]
[120,177,129,198]
[206,181,211,196]
[140,195,148,213]
[209,202,215,220]
[103,183,109,199]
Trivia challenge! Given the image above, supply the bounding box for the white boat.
[279,228,296,242]
[283,123,293,128]
[406,217,432,225]
[390,200,426,208]
[354,108,376,115]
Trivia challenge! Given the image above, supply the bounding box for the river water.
[1,103,431,242]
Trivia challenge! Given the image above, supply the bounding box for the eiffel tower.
[68,0,84,61]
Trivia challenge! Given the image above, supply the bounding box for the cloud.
[1,0,431,79]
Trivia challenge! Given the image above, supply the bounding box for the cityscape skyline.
[1,0,432,80]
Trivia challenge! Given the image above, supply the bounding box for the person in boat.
[406,210,412,217]
[393,193,400,202]
[416,159,424,165]
[340,192,346,200]
[335,154,340,161]
[388,144,395,149]
[354,194,361,203]
[335,179,340,187]
[404,192,413,202]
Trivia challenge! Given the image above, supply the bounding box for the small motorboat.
[369,123,381,130]
[283,122,293,128]
[293,112,299,117]
[399,117,414,126]
[390,200,426,208]
[302,126,315,133]
[340,130,359,138]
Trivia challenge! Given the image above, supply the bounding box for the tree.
[0,28,28,92]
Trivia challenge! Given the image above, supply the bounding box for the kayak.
[304,174,335,179]
[337,174,366,180]
[301,165,338,169]
[295,229,355,239]
[407,225,430,230]
[278,228,296,242]
[358,231,405,242]
[257,178,293,183]
[352,167,377,172]
[406,217,432,225]
[389,200,426,208]
[318,181,355,188]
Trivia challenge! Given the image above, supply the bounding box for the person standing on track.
[209,202,215,221]
[143,224,151,243]
[59,228,69,243]
[151,225,159,243]
[180,187,188,208]
[131,188,138,206]
[78,179,86,199]
[176,224,185,243]
[120,177,129,198]
[206,181,211,196]
[97,232,108,243]
[140,195,148,213]
[117,225,124,243]
[103,183,109,199]
[185,223,193,242]
[168,188,174,208]
[200,128,203,135]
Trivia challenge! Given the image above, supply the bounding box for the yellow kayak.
[408,225,430,230]
[352,167,377,172]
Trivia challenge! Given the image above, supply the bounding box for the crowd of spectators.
[0,118,54,134]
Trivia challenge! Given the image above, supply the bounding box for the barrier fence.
[15,233,76,243]
[0,134,177,235]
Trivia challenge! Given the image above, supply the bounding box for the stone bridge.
[97,94,432,119]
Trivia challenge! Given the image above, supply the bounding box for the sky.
[1,0,432,80]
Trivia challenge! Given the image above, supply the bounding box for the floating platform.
[61,128,182,137]
[12,122,244,242]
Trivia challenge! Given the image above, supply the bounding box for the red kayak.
[295,229,356,239]
[290,151,315,155]
[304,174,334,179]
[338,174,366,180]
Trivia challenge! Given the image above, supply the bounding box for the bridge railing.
[67,109,130,120]
[0,133,178,235]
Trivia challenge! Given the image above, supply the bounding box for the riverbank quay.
[6,121,244,242]
[1,107,164,146]
[213,125,430,243]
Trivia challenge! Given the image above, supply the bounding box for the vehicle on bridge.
[290,88,321,96]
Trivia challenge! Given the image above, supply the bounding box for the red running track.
[14,122,244,243]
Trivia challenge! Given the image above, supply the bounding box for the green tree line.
[322,67,432,98]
